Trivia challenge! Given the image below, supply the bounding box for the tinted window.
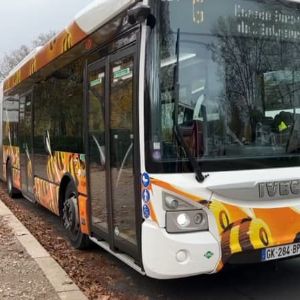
[34,58,84,154]
[3,96,19,146]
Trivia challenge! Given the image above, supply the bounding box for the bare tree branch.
[0,31,56,81]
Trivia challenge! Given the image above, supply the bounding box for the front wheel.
[62,181,90,249]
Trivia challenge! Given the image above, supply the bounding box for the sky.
[0,0,94,59]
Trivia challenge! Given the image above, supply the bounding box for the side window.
[3,96,19,146]
[19,94,32,148]
[34,58,84,154]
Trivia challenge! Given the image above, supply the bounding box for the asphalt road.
[8,194,300,300]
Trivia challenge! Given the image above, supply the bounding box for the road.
[2,188,299,300]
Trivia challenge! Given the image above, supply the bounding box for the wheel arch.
[6,155,11,168]
[5,155,20,197]
[5,155,12,180]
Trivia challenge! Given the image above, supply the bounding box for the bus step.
[89,237,145,275]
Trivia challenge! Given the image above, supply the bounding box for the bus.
[2,0,300,279]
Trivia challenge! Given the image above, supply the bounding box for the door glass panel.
[19,96,26,191]
[19,93,33,194]
[88,66,108,232]
[110,56,137,245]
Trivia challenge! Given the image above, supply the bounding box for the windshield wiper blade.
[173,28,208,183]
[174,125,208,182]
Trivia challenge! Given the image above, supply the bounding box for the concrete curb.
[0,200,88,300]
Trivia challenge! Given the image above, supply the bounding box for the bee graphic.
[63,32,72,52]
[30,58,37,75]
[193,0,204,24]
[13,70,21,86]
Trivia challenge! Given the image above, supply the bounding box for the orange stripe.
[79,195,90,235]
[216,262,224,272]
[151,178,204,202]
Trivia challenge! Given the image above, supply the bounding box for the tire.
[6,162,20,198]
[62,181,90,249]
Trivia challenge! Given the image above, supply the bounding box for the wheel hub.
[63,195,79,235]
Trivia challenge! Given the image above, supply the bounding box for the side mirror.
[128,3,156,28]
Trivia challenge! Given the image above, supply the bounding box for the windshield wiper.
[173,28,208,183]
[173,125,207,182]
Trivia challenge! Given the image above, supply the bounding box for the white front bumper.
[142,221,221,279]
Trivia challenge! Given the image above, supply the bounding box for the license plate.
[261,242,300,261]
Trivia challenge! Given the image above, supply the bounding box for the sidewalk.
[0,200,87,300]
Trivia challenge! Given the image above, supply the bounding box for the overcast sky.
[0,0,94,59]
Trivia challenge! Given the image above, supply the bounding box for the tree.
[0,45,30,80]
[208,7,300,142]
[0,31,56,81]
[31,31,56,48]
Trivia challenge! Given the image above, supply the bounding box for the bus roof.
[7,47,42,78]
[3,0,137,93]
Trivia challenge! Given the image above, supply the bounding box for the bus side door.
[19,92,34,197]
[86,44,141,261]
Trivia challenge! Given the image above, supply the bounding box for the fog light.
[177,213,190,227]
[176,250,188,263]
[165,196,179,210]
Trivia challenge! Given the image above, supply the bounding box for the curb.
[0,200,88,300]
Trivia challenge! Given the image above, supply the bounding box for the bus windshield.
[146,0,300,172]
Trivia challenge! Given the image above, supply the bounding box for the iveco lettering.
[259,181,300,198]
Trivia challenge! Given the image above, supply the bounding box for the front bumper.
[142,221,220,279]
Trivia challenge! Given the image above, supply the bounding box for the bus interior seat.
[179,120,204,157]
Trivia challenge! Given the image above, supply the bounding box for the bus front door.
[109,49,139,258]
[19,92,34,198]
[87,46,140,261]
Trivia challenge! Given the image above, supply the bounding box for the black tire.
[6,162,20,198]
[62,181,90,249]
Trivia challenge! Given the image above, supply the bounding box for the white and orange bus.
[2,0,300,279]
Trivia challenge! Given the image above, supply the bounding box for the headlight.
[177,213,191,227]
[165,195,179,210]
[163,192,195,211]
[166,210,208,233]
[163,192,209,233]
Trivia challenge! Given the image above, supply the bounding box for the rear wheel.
[62,181,90,249]
[6,162,20,198]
